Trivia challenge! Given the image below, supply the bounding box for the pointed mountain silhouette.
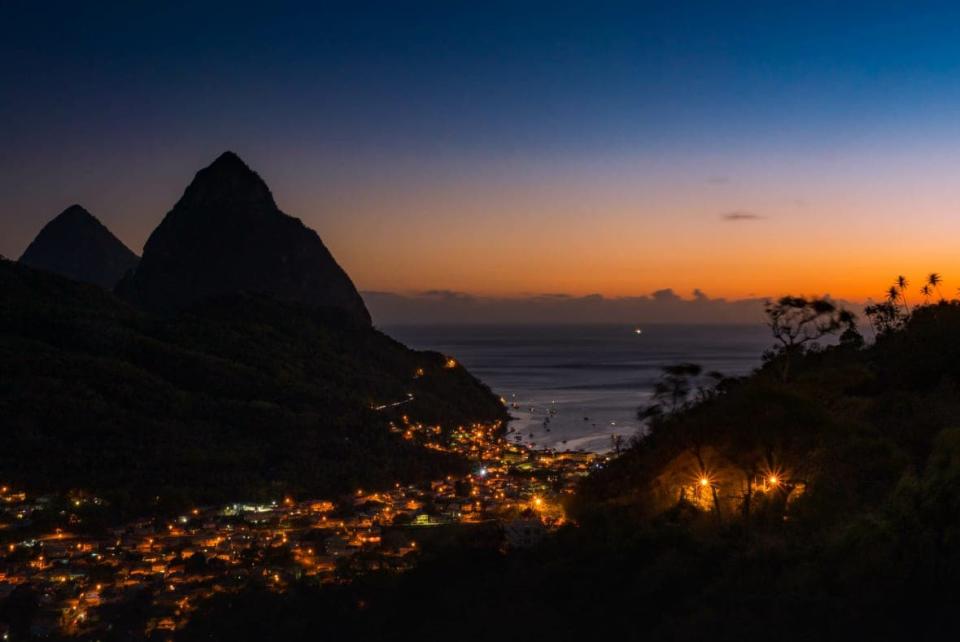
[116,151,370,323]
[18,205,140,289]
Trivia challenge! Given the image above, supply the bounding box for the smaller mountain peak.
[58,204,96,220]
[19,205,139,289]
[43,205,105,234]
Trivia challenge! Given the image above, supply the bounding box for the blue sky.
[4,1,960,300]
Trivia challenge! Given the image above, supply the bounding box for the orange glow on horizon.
[337,244,959,304]
[305,178,960,303]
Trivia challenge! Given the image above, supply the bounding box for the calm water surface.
[385,324,773,452]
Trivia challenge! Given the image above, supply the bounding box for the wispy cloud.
[363,288,773,325]
[720,210,764,222]
[420,289,475,302]
[364,289,862,325]
[706,175,731,185]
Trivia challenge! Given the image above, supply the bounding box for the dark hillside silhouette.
[0,258,505,513]
[178,280,960,642]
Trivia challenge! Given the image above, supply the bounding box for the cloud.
[529,293,574,301]
[706,175,731,185]
[362,288,778,325]
[720,210,764,221]
[419,289,475,302]
[651,288,681,301]
[362,288,867,326]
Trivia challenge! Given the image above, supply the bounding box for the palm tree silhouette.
[887,285,900,307]
[896,275,911,313]
[927,272,944,302]
[921,284,932,303]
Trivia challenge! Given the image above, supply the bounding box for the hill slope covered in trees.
[0,259,506,514]
[180,293,960,641]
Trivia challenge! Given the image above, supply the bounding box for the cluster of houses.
[0,432,601,638]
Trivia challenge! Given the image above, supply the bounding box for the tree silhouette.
[610,433,625,455]
[896,275,911,313]
[928,272,944,302]
[887,284,902,313]
[638,363,726,516]
[866,276,932,336]
[639,363,724,421]
[764,296,857,381]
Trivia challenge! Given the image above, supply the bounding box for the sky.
[5,1,960,313]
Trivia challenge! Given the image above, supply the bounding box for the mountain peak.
[212,149,244,164]
[59,203,93,218]
[116,153,371,324]
[204,150,256,177]
[178,150,276,211]
[52,204,102,228]
[19,205,139,289]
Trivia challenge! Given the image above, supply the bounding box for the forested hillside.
[0,259,506,515]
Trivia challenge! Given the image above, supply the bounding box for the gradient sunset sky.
[4,1,960,302]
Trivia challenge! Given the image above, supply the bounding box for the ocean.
[384,324,773,452]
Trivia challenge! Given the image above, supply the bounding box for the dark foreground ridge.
[116,151,371,324]
[0,258,505,513]
[18,204,139,289]
[175,297,960,642]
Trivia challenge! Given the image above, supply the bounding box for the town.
[0,415,601,639]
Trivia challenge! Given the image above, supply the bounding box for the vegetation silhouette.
[174,274,960,642]
[0,258,506,518]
